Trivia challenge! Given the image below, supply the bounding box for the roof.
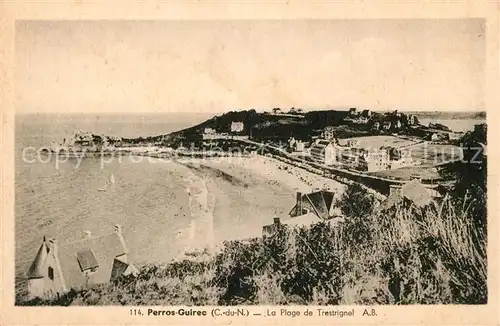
[289,190,336,220]
[283,212,321,227]
[57,232,127,290]
[110,257,129,282]
[314,140,335,147]
[26,240,49,279]
[76,249,99,271]
[310,141,336,158]
[401,179,433,208]
[379,180,434,211]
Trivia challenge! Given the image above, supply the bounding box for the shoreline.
[20,148,353,265]
[174,164,216,258]
[122,154,338,261]
[175,155,346,244]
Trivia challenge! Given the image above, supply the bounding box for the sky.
[15,19,485,114]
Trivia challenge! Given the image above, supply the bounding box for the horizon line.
[15,108,487,115]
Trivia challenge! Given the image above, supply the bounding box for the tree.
[92,134,103,145]
[338,183,375,218]
[438,123,487,232]
[337,183,376,246]
[413,115,420,125]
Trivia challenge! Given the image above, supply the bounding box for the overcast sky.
[15,19,485,114]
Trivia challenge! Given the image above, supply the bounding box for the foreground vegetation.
[17,187,486,306]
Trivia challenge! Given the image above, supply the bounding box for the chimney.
[48,238,58,256]
[114,224,128,254]
[83,231,92,238]
[389,185,401,197]
[296,192,302,215]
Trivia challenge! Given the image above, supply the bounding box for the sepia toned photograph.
[13,19,487,308]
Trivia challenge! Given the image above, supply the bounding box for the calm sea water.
[418,118,485,132]
[15,113,213,284]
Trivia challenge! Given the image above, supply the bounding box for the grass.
[370,166,441,180]
[342,135,418,149]
[407,143,462,166]
[16,190,486,306]
[340,136,462,167]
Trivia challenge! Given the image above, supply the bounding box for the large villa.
[307,135,416,173]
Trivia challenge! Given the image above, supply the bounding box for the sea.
[14,112,214,288]
[418,118,485,132]
[14,113,485,289]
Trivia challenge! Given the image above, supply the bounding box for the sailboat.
[98,173,116,192]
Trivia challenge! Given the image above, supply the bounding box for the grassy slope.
[17,195,486,306]
[125,109,358,144]
[120,109,485,145]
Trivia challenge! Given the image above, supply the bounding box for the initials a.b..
[363,309,377,316]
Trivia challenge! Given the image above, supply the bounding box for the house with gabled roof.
[26,225,138,299]
[310,139,338,165]
[289,190,339,220]
[378,179,437,212]
[262,190,343,236]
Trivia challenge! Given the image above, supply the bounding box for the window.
[48,266,54,280]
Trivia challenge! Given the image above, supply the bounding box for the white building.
[203,128,216,135]
[390,149,414,169]
[346,139,360,148]
[323,126,336,141]
[230,122,244,133]
[359,149,390,172]
[408,114,418,125]
[295,140,305,152]
[430,133,444,142]
[288,137,305,152]
[310,140,337,165]
[449,132,464,141]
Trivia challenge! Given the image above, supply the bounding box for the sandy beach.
[173,167,216,258]
[176,155,346,247]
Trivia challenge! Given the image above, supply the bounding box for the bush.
[337,183,376,247]
[17,191,486,306]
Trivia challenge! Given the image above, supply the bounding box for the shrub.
[17,191,486,306]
